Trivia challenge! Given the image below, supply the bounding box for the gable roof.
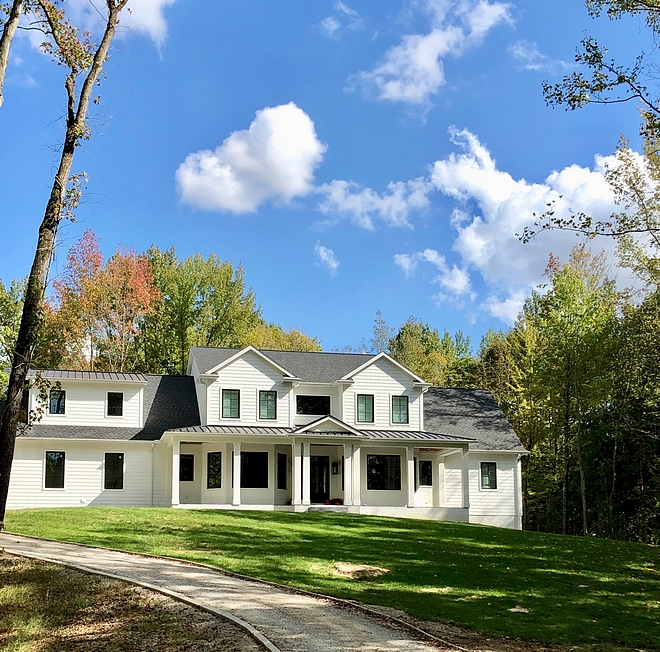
[190,347,373,384]
[339,352,428,384]
[20,374,201,442]
[423,387,526,452]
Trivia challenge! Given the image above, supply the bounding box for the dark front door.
[310,455,330,503]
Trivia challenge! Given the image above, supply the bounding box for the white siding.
[7,439,153,509]
[443,452,464,508]
[152,443,171,507]
[468,452,520,529]
[345,359,423,430]
[33,382,143,428]
[207,352,292,426]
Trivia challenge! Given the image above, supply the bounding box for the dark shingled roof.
[26,369,147,382]
[20,374,201,442]
[190,347,373,384]
[423,387,526,452]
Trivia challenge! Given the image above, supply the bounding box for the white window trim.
[365,452,404,492]
[256,388,278,421]
[389,394,410,426]
[43,450,66,491]
[105,391,124,419]
[479,460,499,492]
[102,451,126,492]
[355,393,374,425]
[206,450,223,490]
[220,388,241,420]
[295,394,332,417]
[48,389,67,417]
[179,452,196,482]
[417,458,433,487]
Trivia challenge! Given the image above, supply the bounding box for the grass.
[0,552,259,651]
[5,508,660,649]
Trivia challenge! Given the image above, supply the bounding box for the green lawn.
[5,508,659,649]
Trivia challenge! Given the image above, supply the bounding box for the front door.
[310,455,330,503]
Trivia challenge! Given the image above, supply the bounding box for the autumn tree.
[241,323,321,352]
[0,0,129,526]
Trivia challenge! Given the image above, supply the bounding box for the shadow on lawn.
[7,508,660,648]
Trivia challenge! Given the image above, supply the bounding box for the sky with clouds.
[0,0,649,350]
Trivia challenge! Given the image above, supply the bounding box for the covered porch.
[164,423,473,521]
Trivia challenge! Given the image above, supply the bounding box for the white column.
[343,444,353,506]
[461,447,470,510]
[352,445,361,506]
[292,442,302,506]
[232,441,241,506]
[407,446,415,508]
[515,455,523,530]
[302,442,311,506]
[432,451,441,508]
[171,439,180,506]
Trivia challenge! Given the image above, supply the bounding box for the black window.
[104,452,124,490]
[207,451,222,489]
[49,390,65,415]
[180,454,194,482]
[481,462,497,490]
[45,451,65,488]
[296,395,330,415]
[366,454,401,491]
[419,460,433,486]
[357,394,374,423]
[392,396,409,424]
[241,451,268,488]
[107,392,123,417]
[222,389,240,418]
[277,452,287,490]
[259,390,277,420]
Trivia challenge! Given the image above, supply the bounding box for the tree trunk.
[0,0,127,526]
[562,372,571,535]
[575,422,588,536]
[0,0,24,108]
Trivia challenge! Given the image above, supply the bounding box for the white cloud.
[321,2,364,38]
[354,0,512,105]
[176,103,327,213]
[62,0,177,47]
[508,39,572,74]
[317,178,431,229]
[315,242,340,275]
[394,248,475,300]
[481,291,527,323]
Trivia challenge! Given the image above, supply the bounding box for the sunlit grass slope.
[5,508,659,648]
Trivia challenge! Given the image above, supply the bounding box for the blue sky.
[0,0,648,351]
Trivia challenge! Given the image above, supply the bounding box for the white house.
[6,346,527,529]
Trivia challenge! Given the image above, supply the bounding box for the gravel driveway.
[0,533,439,652]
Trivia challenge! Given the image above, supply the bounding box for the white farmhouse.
[6,346,527,528]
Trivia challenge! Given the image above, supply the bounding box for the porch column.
[171,438,180,506]
[461,447,470,509]
[292,442,302,506]
[515,455,523,530]
[433,452,442,508]
[343,444,353,506]
[302,442,311,506]
[352,445,361,506]
[406,446,415,508]
[232,442,241,506]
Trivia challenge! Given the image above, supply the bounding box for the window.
[296,395,330,415]
[277,452,287,490]
[49,390,66,415]
[419,460,433,487]
[481,462,497,490]
[357,394,374,423]
[366,454,401,491]
[180,454,194,482]
[391,396,409,424]
[45,451,65,488]
[222,389,240,419]
[207,451,222,489]
[259,390,277,420]
[241,452,268,488]
[107,392,123,417]
[104,452,124,490]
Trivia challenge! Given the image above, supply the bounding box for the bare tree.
[0,0,26,107]
[0,0,129,527]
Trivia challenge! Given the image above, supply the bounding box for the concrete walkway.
[0,533,439,652]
